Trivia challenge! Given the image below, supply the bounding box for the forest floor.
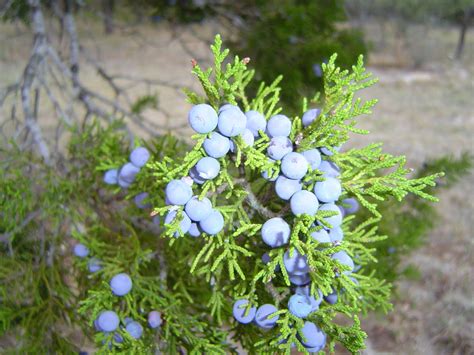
[1,18,473,354]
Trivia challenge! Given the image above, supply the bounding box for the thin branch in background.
[0,210,41,243]
[265,282,288,305]
[20,0,52,165]
[2,0,210,162]
[238,180,279,219]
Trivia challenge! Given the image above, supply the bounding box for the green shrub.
[231,0,367,114]
[0,35,448,353]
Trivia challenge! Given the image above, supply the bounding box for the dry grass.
[1,17,473,354]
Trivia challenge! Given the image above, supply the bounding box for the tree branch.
[21,0,52,165]
[238,180,278,219]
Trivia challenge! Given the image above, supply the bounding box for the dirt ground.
[1,17,473,354]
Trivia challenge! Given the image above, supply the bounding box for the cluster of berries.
[163,178,223,237]
[93,273,162,342]
[72,250,163,346]
[187,103,255,184]
[232,299,279,328]
[232,294,326,352]
[103,146,151,210]
[73,243,102,273]
[161,102,261,238]
[99,102,361,352]
[74,237,160,343]
[104,147,150,189]
[189,103,256,158]
[261,109,359,264]
[231,107,360,351]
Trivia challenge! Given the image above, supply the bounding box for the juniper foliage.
[363,153,473,284]
[95,35,440,353]
[0,35,448,354]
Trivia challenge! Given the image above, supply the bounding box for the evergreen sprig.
[334,144,443,216]
[108,35,440,353]
[299,54,378,152]
[0,35,447,354]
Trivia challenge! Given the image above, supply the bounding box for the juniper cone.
[134,192,150,209]
[96,311,120,332]
[324,290,338,305]
[240,129,255,148]
[165,210,192,236]
[311,229,331,244]
[290,190,319,216]
[233,299,257,324]
[261,252,271,264]
[110,273,133,296]
[119,163,140,183]
[103,169,119,185]
[73,35,443,353]
[288,294,312,318]
[295,285,311,296]
[199,209,224,235]
[218,103,240,113]
[148,311,162,329]
[321,145,341,156]
[188,222,202,237]
[117,176,131,189]
[262,158,278,181]
[275,176,302,200]
[266,114,292,137]
[301,108,321,127]
[73,244,89,258]
[318,160,340,177]
[125,321,143,339]
[301,149,322,169]
[113,333,124,344]
[289,273,311,286]
[130,147,150,168]
[342,197,360,214]
[123,317,133,326]
[318,203,343,228]
[280,152,309,180]
[255,304,279,328]
[217,106,247,137]
[329,227,344,242]
[299,321,326,349]
[267,136,293,160]
[189,166,206,185]
[165,179,193,205]
[184,196,213,222]
[245,110,267,137]
[332,251,355,275]
[314,177,342,203]
[203,132,231,158]
[87,258,102,273]
[195,157,220,180]
[261,217,291,247]
[283,249,310,275]
[188,104,218,133]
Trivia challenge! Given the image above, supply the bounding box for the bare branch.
[237,179,279,219]
[20,0,52,164]
[0,210,41,243]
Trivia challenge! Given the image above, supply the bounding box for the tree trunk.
[454,8,473,60]
[102,0,115,34]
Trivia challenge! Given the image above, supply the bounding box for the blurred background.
[0,0,473,353]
